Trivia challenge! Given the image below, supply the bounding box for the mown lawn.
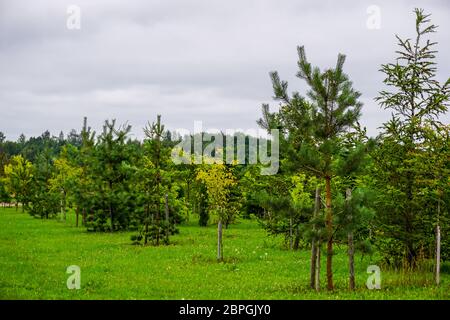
[0,207,448,299]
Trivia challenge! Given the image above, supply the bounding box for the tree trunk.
[109,203,113,232]
[186,181,191,222]
[436,224,441,286]
[109,180,114,232]
[217,219,223,261]
[82,207,86,226]
[310,240,317,289]
[405,219,416,268]
[144,204,149,245]
[325,176,334,290]
[156,178,161,246]
[289,216,293,251]
[405,170,417,268]
[60,197,64,220]
[63,191,67,221]
[310,186,321,290]
[90,207,94,225]
[75,206,79,227]
[348,231,355,290]
[346,188,355,290]
[436,195,441,286]
[315,243,321,291]
[293,227,300,250]
[165,193,169,244]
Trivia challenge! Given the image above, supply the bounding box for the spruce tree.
[374,8,449,267]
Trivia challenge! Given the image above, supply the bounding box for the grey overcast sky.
[0,0,449,140]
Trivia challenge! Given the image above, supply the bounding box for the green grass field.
[0,207,448,299]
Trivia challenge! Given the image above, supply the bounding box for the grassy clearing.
[0,207,448,299]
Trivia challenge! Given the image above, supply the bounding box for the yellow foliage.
[195,164,236,217]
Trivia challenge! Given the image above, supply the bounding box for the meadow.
[0,207,448,300]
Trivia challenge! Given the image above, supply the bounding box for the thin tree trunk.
[109,203,113,232]
[82,207,86,226]
[348,231,355,290]
[310,240,317,289]
[436,224,441,285]
[75,206,79,227]
[325,176,334,290]
[63,191,67,221]
[165,193,169,244]
[310,186,321,290]
[347,188,355,290]
[60,197,64,220]
[90,207,94,225]
[156,177,161,246]
[315,243,321,291]
[144,204,149,245]
[186,181,190,222]
[217,218,223,261]
[405,171,416,268]
[289,216,293,251]
[108,179,114,232]
[436,197,441,286]
[293,227,300,250]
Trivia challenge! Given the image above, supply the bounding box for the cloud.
[0,0,448,140]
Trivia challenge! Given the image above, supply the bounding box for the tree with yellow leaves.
[50,146,82,221]
[196,164,236,261]
[2,155,33,211]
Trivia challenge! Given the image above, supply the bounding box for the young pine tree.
[259,45,362,290]
[92,120,133,231]
[133,115,177,246]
